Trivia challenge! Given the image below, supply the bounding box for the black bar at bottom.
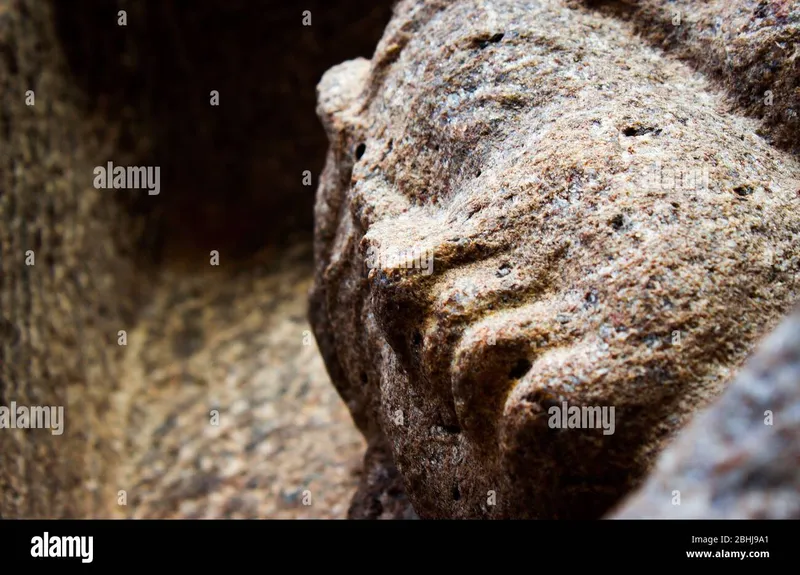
[0,519,784,568]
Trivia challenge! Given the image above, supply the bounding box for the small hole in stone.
[733,185,753,197]
[452,484,461,501]
[474,32,504,49]
[622,126,661,137]
[496,263,512,278]
[360,372,368,385]
[355,143,366,160]
[412,330,422,347]
[509,358,532,379]
[609,214,624,230]
[475,170,481,178]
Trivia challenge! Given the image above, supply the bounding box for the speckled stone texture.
[0,0,389,518]
[0,0,140,518]
[115,243,365,519]
[575,0,799,154]
[310,0,800,519]
[610,307,800,519]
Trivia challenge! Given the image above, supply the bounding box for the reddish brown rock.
[575,0,800,153]
[310,0,800,519]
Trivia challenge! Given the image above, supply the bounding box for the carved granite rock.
[310,0,800,519]
[610,307,800,519]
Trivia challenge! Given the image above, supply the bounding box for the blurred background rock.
[0,0,393,518]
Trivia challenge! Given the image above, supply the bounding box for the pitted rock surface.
[575,0,800,154]
[310,0,800,519]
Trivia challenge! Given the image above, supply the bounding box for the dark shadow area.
[51,0,393,266]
